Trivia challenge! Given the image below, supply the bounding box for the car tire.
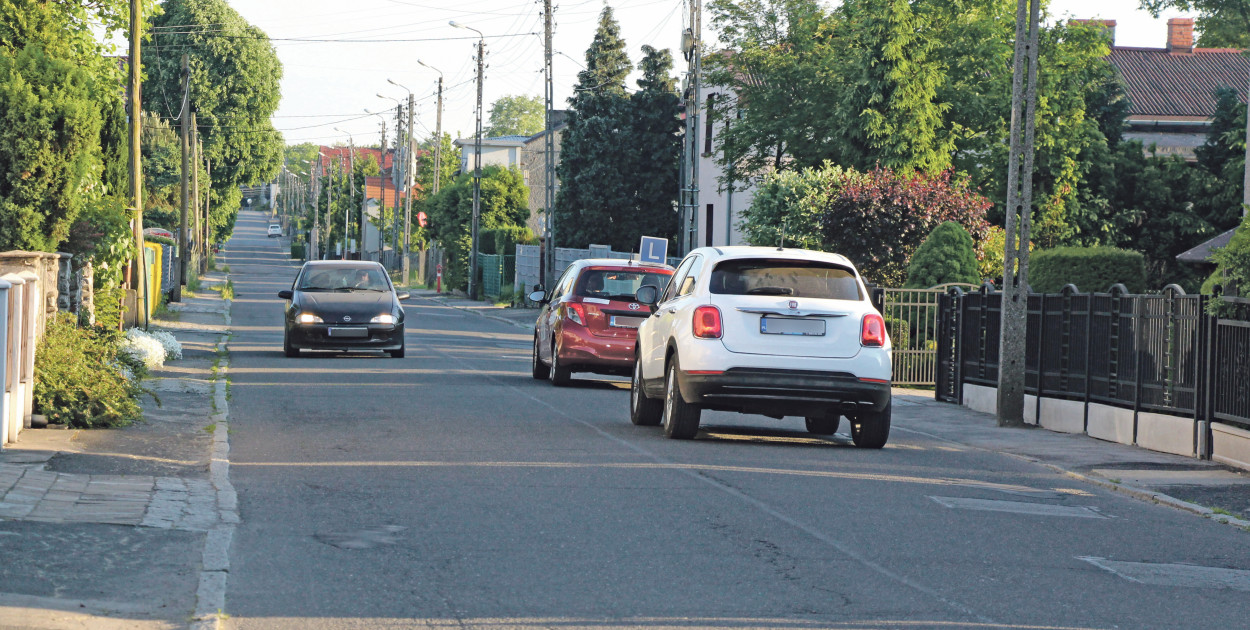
[531,335,550,380]
[388,340,405,358]
[850,399,891,449]
[662,358,701,439]
[283,333,300,358]
[630,357,662,426]
[548,341,571,386]
[804,413,840,435]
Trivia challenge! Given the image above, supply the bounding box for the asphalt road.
[219,211,1249,630]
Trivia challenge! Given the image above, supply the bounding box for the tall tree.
[553,6,634,247]
[621,45,682,248]
[836,0,953,174]
[145,0,284,241]
[1140,0,1250,47]
[486,95,544,137]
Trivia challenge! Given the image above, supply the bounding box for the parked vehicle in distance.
[530,259,675,386]
[630,246,893,447]
[278,261,408,358]
[267,224,282,238]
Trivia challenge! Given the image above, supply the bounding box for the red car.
[530,259,675,386]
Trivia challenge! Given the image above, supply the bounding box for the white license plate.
[327,327,368,338]
[760,316,825,336]
[610,316,645,328]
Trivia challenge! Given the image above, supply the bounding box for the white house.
[695,84,757,248]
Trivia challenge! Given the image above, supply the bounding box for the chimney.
[1071,19,1116,46]
[1167,17,1194,53]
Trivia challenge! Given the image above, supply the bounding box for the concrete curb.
[192,278,236,630]
[417,293,533,330]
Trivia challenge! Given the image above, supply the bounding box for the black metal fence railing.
[937,285,1250,432]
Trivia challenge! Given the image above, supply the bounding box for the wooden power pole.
[128,0,147,327]
[175,53,190,302]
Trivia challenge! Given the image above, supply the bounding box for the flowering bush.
[148,330,183,361]
[740,164,992,286]
[120,328,170,370]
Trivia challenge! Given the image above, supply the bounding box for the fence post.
[3,273,25,443]
[1084,289,1095,433]
[1132,293,1145,445]
[0,278,8,446]
[17,271,39,427]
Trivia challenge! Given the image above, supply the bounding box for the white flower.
[148,330,183,361]
[120,328,168,370]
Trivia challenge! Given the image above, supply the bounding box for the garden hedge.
[1029,246,1147,294]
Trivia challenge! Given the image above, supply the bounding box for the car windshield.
[576,270,670,301]
[297,267,390,292]
[710,259,862,301]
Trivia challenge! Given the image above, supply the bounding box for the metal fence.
[871,284,978,386]
[938,284,1250,431]
[477,253,516,300]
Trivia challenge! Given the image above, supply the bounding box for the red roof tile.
[364,176,421,202]
[318,146,394,171]
[1108,47,1249,118]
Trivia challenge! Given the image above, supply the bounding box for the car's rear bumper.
[557,326,637,374]
[288,323,404,351]
[677,368,890,417]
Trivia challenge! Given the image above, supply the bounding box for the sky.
[197,0,1198,150]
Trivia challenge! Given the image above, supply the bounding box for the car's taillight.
[692,305,722,339]
[565,302,586,326]
[861,313,886,347]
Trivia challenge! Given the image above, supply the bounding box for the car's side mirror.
[635,285,659,306]
[278,290,293,300]
[396,292,410,301]
[528,290,547,304]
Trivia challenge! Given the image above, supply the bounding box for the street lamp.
[333,127,356,260]
[450,20,485,299]
[417,59,445,197]
[387,78,417,287]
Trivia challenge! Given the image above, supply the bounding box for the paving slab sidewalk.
[0,273,232,629]
[415,289,1250,530]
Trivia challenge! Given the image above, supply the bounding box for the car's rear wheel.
[531,335,549,380]
[850,399,891,449]
[283,333,300,358]
[630,357,662,426]
[662,359,701,439]
[548,341,571,386]
[804,413,840,435]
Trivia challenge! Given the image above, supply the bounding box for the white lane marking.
[929,496,1108,519]
[1079,557,1250,591]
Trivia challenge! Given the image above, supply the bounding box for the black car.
[279,261,408,358]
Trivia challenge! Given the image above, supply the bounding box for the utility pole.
[542,0,555,288]
[997,0,1043,427]
[202,154,211,274]
[175,53,190,302]
[680,0,702,256]
[344,136,355,260]
[418,60,445,197]
[312,157,322,260]
[402,92,415,285]
[191,113,201,274]
[451,21,485,298]
[127,0,147,328]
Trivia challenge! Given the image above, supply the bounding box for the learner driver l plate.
[760,316,825,336]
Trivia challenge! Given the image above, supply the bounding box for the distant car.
[530,260,674,386]
[267,224,282,238]
[278,261,408,358]
[630,246,893,447]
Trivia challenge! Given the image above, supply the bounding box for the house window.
[703,94,715,155]
[705,204,714,247]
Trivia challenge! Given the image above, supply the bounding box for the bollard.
[0,278,9,446]
[2,273,25,444]
[17,271,38,428]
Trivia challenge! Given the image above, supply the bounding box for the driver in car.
[352,269,375,289]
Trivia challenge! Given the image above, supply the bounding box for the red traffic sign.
[417,211,428,228]
[436,263,443,275]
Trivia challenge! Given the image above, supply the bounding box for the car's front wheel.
[630,357,662,426]
[850,399,891,449]
[531,334,549,380]
[804,413,840,435]
[388,339,405,358]
[662,358,701,439]
[283,332,300,358]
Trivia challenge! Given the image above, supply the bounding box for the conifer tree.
[623,45,682,249]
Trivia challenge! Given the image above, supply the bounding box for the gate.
[873,283,978,387]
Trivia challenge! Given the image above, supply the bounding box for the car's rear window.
[576,269,671,301]
[709,259,862,301]
[297,267,390,291]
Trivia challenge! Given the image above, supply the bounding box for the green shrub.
[290,242,306,259]
[905,222,981,288]
[94,285,126,331]
[1029,246,1147,294]
[34,316,146,428]
[884,315,910,349]
[478,226,537,255]
[1207,215,1250,314]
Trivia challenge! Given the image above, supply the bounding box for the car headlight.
[296,313,323,324]
[370,313,396,324]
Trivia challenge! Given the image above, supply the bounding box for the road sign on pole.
[639,236,668,265]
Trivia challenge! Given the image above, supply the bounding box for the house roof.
[1108,47,1249,119]
[454,135,529,147]
[364,176,420,202]
[318,146,394,171]
[1176,227,1237,263]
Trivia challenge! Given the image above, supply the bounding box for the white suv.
[630,246,893,447]
[267,224,282,238]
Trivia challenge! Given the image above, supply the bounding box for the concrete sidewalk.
[417,289,1250,530]
[0,271,234,628]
